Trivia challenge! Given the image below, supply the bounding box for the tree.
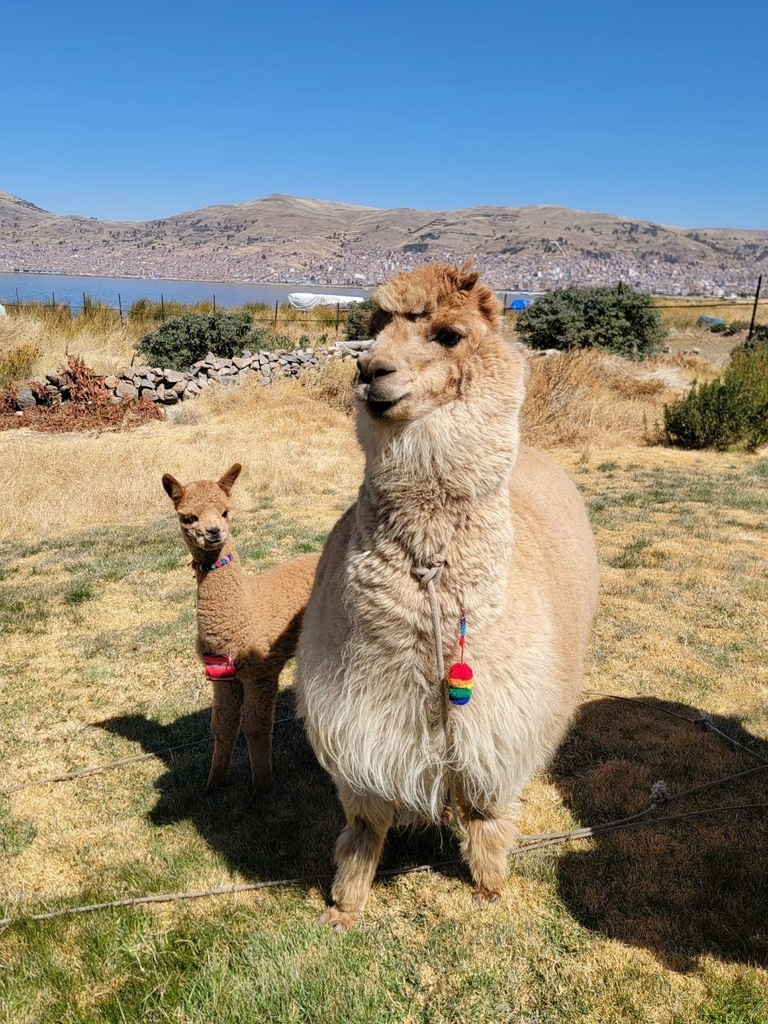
[516,285,665,358]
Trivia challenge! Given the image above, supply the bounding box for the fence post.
[503,291,508,312]
[118,293,123,320]
[335,302,341,335]
[160,295,166,321]
[52,292,56,309]
[274,300,279,332]
[747,274,763,342]
[15,287,20,307]
[83,292,88,315]
[212,294,216,313]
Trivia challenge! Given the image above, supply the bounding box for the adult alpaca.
[295,262,599,930]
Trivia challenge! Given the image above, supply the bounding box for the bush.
[663,342,768,451]
[516,285,665,358]
[344,298,376,341]
[0,343,41,389]
[137,312,255,370]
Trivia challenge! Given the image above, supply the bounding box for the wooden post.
[335,302,341,335]
[15,287,20,307]
[503,291,508,312]
[274,300,279,331]
[212,294,216,313]
[118,293,123,320]
[747,274,763,342]
[83,292,88,315]
[52,292,56,309]
[160,294,166,321]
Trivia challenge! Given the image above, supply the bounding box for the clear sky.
[2,0,766,228]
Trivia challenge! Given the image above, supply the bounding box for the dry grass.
[1,345,767,1022]
[520,348,672,448]
[0,375,362,540]
[655,298,768,331]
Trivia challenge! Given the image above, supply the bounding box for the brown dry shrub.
[299,357,358,415]
[520,348,669,449]
[0,354,163,434]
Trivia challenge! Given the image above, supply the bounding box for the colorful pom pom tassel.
[448,660,474,706]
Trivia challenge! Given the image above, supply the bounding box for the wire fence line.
[3,287,765,323]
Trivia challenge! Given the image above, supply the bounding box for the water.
[0,271,536,312]
[0,272,372,312]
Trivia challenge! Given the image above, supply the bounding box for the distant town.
[3,239,761,297]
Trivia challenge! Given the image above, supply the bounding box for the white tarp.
[287,293,366,311]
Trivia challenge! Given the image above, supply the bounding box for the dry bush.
[520,348,672,448]
[0,355,163,435]
[299,357,358,415]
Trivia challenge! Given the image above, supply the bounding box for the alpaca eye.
[434,328,462,348]
[222,510,228,518]
[181,514,198,525]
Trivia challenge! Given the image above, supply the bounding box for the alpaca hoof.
[318,905,358,932]
[472,888,501,904]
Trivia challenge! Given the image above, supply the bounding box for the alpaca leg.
[460,804,519,903]
[207,678,243,791]
[241,677,278,793]
[320,783,395,931]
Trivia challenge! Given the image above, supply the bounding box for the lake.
[0,272,372,312]
[0,272,536,312]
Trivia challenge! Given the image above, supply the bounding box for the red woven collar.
[191,552,233,572]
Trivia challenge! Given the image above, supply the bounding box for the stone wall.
[14,341,367,410]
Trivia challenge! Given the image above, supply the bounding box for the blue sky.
[2,0,766,228]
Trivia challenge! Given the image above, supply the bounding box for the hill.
[1,190,766,294]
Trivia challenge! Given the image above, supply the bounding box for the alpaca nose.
[205,526,222,541]
[358,355,397,386]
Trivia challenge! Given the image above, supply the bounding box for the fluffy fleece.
[295,263,599,929]
[163,464,319,792]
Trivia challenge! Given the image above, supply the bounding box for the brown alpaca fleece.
[162,464,319,792]
[295,262,599,929]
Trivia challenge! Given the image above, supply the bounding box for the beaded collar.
[191,552,234,572]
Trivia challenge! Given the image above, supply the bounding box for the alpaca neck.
[191,543,247,653]
[358,397,519,563]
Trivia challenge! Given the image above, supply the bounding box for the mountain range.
[1,191,766,294]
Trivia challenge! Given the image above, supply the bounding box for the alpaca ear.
[456,260,480,291]
[218,463,242,495]
[162,474,185,507]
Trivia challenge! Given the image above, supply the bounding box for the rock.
[173,380,187,395]
[16,386,38,410]
[140,387,158,402]
[233,357,251,369]
[115,381,138,400]
[163,369,185,385]
[219,375,238,386]
[160,389,178,405]
[45,372,61,386]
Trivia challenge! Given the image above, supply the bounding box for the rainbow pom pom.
[448,661,474,706]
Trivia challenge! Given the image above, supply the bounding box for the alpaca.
[295,262,600,929]
[162,464,319,792]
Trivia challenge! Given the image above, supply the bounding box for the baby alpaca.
[162,463,319,792]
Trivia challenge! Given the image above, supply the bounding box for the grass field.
[1,355,767,1022]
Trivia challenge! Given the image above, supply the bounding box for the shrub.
[344,298,376,341]
[516,285,665,358]
[0,343,41,389]
[663,342,768,451]
[137,312,255,370]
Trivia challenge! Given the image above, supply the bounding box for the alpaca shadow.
[548,697,768,971]
[97,689,462,894]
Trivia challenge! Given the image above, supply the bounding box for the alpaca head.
[356,262,518,427]
[162,464,241,558]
